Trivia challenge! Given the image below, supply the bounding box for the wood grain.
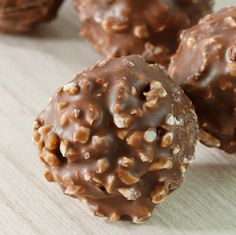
[0,1,235,235]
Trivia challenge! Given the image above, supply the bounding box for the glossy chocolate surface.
[34,55,198,223]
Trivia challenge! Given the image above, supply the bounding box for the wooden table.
[0,1,235,235]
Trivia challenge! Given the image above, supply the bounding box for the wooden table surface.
[0,1,235,235]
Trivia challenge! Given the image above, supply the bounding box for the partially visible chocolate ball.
[74,0,213,66]
[33,55,198,223]
[169,7,236,153]
[0,0,63,33]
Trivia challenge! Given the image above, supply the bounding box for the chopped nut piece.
[62,173,74,186]
[94,210,105,217]
[93,176,102,184]
[44,170,54,182]
[144,99,158,109]
[86,105,99,126]
[151,81,167,97]
[149,156,173,171]
[110,212,120,222]
[166,114,183,126]
[130,109,138,115]
[59,140,69,156]
[187,37,196,47]
[117,130,129,140]
[73,109,81,118]
[161,132,173,147]
[220,81,232,90]
[224,16,236,27]
[134,25,149,38]
[132,207,151,224]
[113,103,121,113]
[119,156,135,168]
[151,185,167,204]
[118,187,141,200]
[56,102,68,111]
[38,125,51,136]
[180,164,186,174]
[172,145,181,155]
[102,19,129,33]
[63,82,80,95]
[46,133,59,151]
[73,126,90,144]
[33,120,42,130]
[33,131,41,144]
[37,141,44,151]
[60,114,69,127]
[42,149,60,167]
[84,152,90,159]
[144,128,157,143]
[84,172,92,181]
[137,151,153,163]
[131,86,137,96]
[105,174,115,193]
[227,62,236,76]
[227,44,236,62]
[117,169,139,185]
[91,135,107,146]
[97,158,109,173]
[127,131,142,146]
[199,128,221,148]
[113,114,131,128]
[64,185,84,196]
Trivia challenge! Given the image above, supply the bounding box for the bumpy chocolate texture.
[74,0,213,67]
[33,55,198,223]
[0,0,63,33]
[169,7,236,154]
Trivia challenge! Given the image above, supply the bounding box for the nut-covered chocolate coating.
[33,55,198,223]
[169,7,236,154]
[0,0,63,33]
[75,0,213,66]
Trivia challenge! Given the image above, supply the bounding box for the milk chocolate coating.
[33,55,198,223]
[75,0,213,67]
[0,0,63,33]
[169,7,236,153]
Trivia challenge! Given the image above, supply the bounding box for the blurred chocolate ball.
[75,0,213,66]
[169,7,236,153]
[0,0,63,33]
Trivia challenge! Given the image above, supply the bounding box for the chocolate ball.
[75,0,213,66]
[33,55,198,223]
[0,0,63,33]
[169,7,236,153]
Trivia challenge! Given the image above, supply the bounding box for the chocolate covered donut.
[0,0,63,33]
[33,55,198,223]
[75,0,213,66]
[169,7,236,153]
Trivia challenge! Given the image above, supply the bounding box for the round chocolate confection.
[0,0,63,33]
[33,55,198,223]
[169,7,236,154]
[74,0,213,67]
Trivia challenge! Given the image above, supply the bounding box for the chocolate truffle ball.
[74,0,213,66]
[0,0,63,33]
[33,55,198,223]
[169,7,236,154]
